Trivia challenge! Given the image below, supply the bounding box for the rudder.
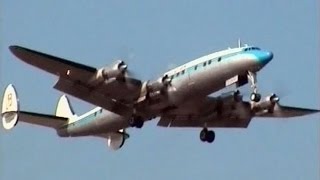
[1,84,19,130]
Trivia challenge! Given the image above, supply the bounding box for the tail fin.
[1,84,19,130]
[55,95,76,118]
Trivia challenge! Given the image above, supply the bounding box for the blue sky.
[1,1,319,180]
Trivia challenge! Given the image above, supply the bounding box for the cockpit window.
[244,47,261,51]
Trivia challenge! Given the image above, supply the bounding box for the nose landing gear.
[200,128,215,143]
[247,71,261,102]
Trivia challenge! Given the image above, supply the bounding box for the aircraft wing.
[158,96,252,128]
[157,93,319,128]
[9,45,141,116]
[1,84,68,130]
[254,104,320,118]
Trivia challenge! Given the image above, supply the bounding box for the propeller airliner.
[2,42,319,150]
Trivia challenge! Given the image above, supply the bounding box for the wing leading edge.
[9,45,142,116]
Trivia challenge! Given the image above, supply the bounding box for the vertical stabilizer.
[1,84,19,130]
[55,95,76,118]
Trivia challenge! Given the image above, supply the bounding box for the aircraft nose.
[254,51,273,65]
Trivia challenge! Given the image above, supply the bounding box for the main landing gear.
[247,71,261,102]
[200,128,215,143]
[129,117,144,128]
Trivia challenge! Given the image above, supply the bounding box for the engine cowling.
[99,60,128,80]
[106,131,126,151]
[137,75,172,102]
[252,94,279,113]
[147,74,171,92]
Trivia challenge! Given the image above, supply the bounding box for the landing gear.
[129,117,144,128]
[200,128,215,143]
[247,71,261,102]
[250,93,261,102]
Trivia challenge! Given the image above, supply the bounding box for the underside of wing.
[255,104,320,118]
[158,114,251,128]
[158,96,252,128]
[54,78,132,116]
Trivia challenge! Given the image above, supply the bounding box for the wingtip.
[9,45,22,53]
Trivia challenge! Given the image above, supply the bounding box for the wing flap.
[54,78,132,116]
[158,99,252,128]
[158,115,251,128]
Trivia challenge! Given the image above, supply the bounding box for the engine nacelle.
[147,74,171,93]
[106,130,128,151]
[252,94,279,113]
[99,60,127,80]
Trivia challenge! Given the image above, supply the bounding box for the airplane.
[2,41,319,150]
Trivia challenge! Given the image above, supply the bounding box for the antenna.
[238,38,241,48]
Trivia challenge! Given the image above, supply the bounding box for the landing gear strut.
[129,117,144,128]
[247,71,261,102]
[200,128,215,143]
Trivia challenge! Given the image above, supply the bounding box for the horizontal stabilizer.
[1,84,68,130]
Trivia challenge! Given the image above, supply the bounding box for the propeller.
[113,46,139,78]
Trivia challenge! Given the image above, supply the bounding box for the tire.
[200,128,208,142]
[129,118,136,127]
[250,93,261,102]
[206,130,215,143]
[135,120,144,128]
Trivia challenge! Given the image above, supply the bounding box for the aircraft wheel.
[135,119,144,128]
[129,118,136,127]
[200,128,215,143]
[129,117,144,128]
[200,128,208,142]
[250,93,261,102]
[206,130,215,143]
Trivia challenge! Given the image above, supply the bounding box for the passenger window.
[208,60,212,64]
[181,70,185,75]
[218,57,221,62]
[203,62,206,66]
[194,65,197,70]
[176,72,179,77]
